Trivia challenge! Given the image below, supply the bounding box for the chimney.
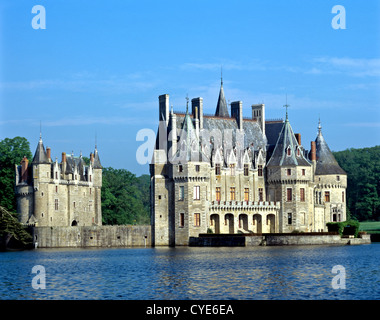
[251,103,265,136]
[90,152,94,163]
[310,141,316,161]
[194,106,200,136]
[46,147,51,162]
[21,156,29,182]
[159,94,170,126]
[62,152,67,163]
[191,97,203,129]
[295,133,301,146]
[231,101,243,130]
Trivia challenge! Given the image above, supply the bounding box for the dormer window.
[296,147,300,157]
[287,146,291,156]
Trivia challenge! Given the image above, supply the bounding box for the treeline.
[333,146,380,221]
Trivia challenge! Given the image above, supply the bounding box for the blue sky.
[0,0,379,176]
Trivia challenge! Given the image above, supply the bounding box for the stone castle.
[15,135,103,227]
[150,79,347,246]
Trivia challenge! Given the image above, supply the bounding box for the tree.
[0,137,33,212]
[334,146,380,221]
[0,206,33,251]
[101,168,150,225]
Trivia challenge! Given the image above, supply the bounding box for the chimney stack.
[231,101,243,130]
[62,152,67,163]
[90,152,94,163]
[20,156,29,182]
[46,147,51,162]
[310,141,316,161]
[191,97,203,129]
[159,94,170,126]
[251,103,265,136]
[295,133,301,146]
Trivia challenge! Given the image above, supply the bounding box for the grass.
[359,221,380,234]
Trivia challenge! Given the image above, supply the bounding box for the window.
[337,175,340,181]
[194,213,201,227]
[90,175,92,182]
[193,186,200,200]
[288,213,292,225]
[216,187,221,202]
[287,147,291,156]
[300,188,305,202]
[297,148,300,157]
[287,168,291,176]
[55,186,58,193]
[259,188,264,202]
[55,199,59,211]
[73,201,76,208]
[342,191,345,202]
[302,169,306,176]
[230,187,236,201]
[195,165,200,172]
[230,164,235,176]
[244,164,249,176]
[244,188,249,202]
[55,172,58,179]
[325,191,330,202]
[179,186,184,200]
[179,165,183,173]
[215,163,221,175]
[287,188,292,202]
[258,165,263,177]
[179,213,185,228]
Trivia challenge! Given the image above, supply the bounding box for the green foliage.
[0,137,33,212]
[326,220,360,238]
[0,206,33,250]
[334,146,380,221]
[101,168,150,225]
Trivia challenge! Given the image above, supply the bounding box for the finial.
[39,121,42,141]
[318,116,322,134]
[283,94,290,121]
[221,66,223,86]
[186,94,189,113]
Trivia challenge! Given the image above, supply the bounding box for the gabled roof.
[92,147,102,169]
[176,106,208,162]
[215,79,229,118]
[267,114,311,167]
[315,121,346,175]
[32,137,49,164]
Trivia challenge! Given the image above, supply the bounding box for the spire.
[314,119,346,175]
[32,132,49,164]
[283,94,290,122]
[215,75,229,118]
[267,114,311,167]
[93,145,102,169]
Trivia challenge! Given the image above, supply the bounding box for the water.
[0,244,379,300]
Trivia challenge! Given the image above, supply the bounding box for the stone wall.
[33,225,151,248]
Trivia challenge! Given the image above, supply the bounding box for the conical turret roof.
[315,120,346,175]
[32,136,49,164]
[267,113,311,167]
[215,78,229,118]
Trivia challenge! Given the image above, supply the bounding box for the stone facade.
[15,137,102,227]
[150,80,347,246]
[33,225,151,248]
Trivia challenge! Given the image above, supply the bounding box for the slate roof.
[267,115,311,167]
[32,138,49,164]
[215,81,229,118]
[315,123,346,175]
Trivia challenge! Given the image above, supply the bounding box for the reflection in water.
[0,244,379,300]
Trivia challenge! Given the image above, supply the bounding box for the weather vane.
[283,94,290,120]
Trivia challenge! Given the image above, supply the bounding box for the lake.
[0,244,379,300]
